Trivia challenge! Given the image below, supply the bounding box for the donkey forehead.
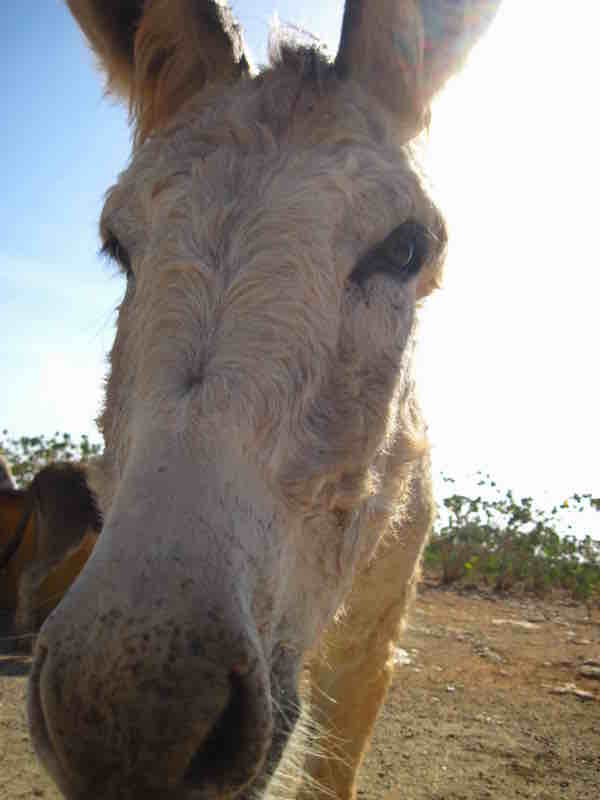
[100,73,438,259]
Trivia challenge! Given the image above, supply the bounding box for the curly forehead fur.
[99,44,445,517]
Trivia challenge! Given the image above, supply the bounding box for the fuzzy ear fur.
[67,1,145,97]
[336,0,502,132]
[67,0,249,142]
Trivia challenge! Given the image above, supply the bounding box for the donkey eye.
[381,223,423,275]
[100,233,133,279]
[350,220,432,286]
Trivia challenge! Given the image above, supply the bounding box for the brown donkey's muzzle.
[28,605,274,799]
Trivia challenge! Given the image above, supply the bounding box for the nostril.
[184,669,272,794]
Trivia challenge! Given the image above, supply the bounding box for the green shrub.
[426,473,599,605]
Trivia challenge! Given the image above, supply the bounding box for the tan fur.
[29,4,501,799]
[303,458,435,798]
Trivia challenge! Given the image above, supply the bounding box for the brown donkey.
[0,462,101,650]
[29,3,502,799]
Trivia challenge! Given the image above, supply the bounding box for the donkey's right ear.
[67,1,142,98]
[335,1,502,138]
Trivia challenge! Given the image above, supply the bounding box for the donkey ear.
[66,1,142,97]
[67,0,249,141]
[335,1,502,133]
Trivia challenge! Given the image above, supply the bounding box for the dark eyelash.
[100,234,132,276]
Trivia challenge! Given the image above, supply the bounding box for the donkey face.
[29,3,501,799]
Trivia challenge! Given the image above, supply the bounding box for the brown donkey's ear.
[336,0,502,134]
[67,0,249,142]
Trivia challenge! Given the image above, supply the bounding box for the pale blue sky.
[1,2,598,530]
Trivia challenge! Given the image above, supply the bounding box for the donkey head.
[29,3,500,799]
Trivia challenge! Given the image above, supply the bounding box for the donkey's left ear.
[336,1,502,134]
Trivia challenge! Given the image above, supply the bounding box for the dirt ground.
[1,584,598,799]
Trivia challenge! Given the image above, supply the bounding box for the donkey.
[29,2,502,799]
[0,462,101,650]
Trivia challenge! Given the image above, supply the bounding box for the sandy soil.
[1,585,599,799]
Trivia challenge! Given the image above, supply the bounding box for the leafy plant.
[426,472,599,606]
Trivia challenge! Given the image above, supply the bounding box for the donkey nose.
[28,618,273,799]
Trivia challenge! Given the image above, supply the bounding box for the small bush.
[425,473,599,606]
